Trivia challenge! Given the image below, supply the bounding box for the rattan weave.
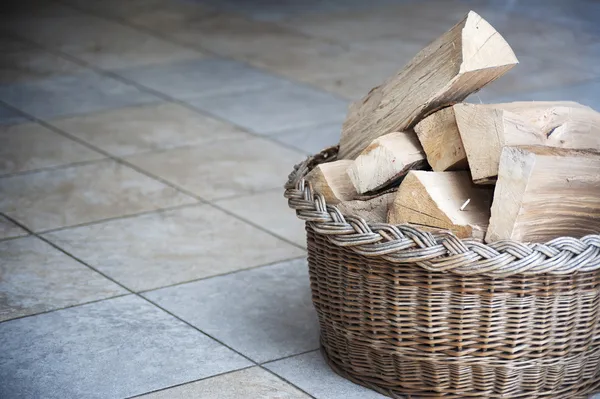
[284,146,600,398]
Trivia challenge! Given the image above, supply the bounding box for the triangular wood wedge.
[337,10,518,159]
[305,160,357,204]
[388,171,493,239]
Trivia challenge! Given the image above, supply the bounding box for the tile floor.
[1,0,600,398]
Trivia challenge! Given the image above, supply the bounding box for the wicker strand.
[285,147,600,277]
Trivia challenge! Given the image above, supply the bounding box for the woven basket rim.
[284,145,600,276]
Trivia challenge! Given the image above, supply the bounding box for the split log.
[337,10,518,160]
[305,160,357,204]
[486,146,600,243]
[347,132,427,194]
[414,106,468,171]
[388,171,493,239]
[454,101,600,184]
[336,193,396,223]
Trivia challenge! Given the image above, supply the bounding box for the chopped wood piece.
[337,11,518,159]
[305,160,357,204]
[454,101,600,184]
[347,132,427,194]
[336,193,396,223]
[486,146,600,243]
[388,171,493,239]
[414,106,468,171]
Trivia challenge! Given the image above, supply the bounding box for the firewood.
[414,106,468,171]
[388,171,493,239]
[454,101,600,184]
[346,132,427,194]
[336,193,396,223]
[305,160,357,204]
[486,146,600,243]
[337,11,518,160]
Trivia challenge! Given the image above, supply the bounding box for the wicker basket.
[284,146,600,399]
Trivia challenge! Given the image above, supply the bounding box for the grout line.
[51,0,354,98]
[0,99,307,252]
[0,28,337,159]
[124,365,257,399]
[0,293,131,324]
[0,214,316,399]
[260,348,320,365]
[139,295,318,399]
[0,158,109,179]
[38,201,203,235]
[137,255,307,295]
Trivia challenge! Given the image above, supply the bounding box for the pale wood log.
[337,11,518,160]
[347,132,427,194]
[388,170,493,239]
[414,106,468,171]
[486,146,600,243]
[305,160,357,204]
[336,193,396,223]
[454,101,600,184]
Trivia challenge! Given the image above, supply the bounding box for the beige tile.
[64,0,216,30]
[138,367,310,399]
[4,10,205,70]
[0,122,104,176]
[0,236,126,321]
[283,0,472,44]
[0,215,27,240]
[0,48,85,84]
[125,137,305,201]
[0,159,195,231]
[482,53,598,95]
[44,204,305,291]
[216,190,307,247]
[51,103,251,157]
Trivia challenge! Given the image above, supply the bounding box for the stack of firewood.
[306,11,600,244]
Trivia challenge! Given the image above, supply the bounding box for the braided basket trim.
[284,146,600,276]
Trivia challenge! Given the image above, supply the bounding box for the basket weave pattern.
[285,146,600,398]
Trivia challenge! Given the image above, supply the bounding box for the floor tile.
[124,137,305,200]
[0,295,252,399]
[0,122,104,176]
[0,215,27,240]
[50,102,250,157]
[0,159,195,231]
[272,122,341,154]
[0,103,28,126]
[4,10,203,70]
[0,47,85,85]
[470,79,600,112]
[0,236,126,322]
[144,258,319,363]
[138,367,310,398]
[265,351,388,399]
[189,84,348,135]
[283,0,471,44]
[116,58,289,100]
[44,204,304,292]
[215,190,307,247]
[0,71,161,120]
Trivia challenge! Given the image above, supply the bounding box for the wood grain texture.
[337,11,518,160]
[455,101,600,184]
[414,106,468,171]
[305,160,357,204]
[486,146,600,243]
[336,193,396,223]
[347,132,427,194]
[388,170,493,239]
